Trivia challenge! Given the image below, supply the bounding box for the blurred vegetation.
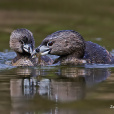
[0,0,114,51]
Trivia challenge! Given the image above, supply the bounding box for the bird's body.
[33,30,114,65]
[10,28,53,66]
[84,41,113,64]
[12,55,53,66]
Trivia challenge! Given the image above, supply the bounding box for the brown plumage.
[10,28,53,66]
[33,30,114,65]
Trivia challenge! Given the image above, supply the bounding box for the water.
[0,0,113,113]
[0,52,114,114]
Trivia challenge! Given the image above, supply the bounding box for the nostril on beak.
[36,48,40,52]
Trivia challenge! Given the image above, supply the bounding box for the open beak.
[23,44,33,54]
[39,45,50,55]
[31,45,50,56]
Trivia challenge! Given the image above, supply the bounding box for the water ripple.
[85,64,114,68]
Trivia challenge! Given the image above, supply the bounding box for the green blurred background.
[0,0,114,51]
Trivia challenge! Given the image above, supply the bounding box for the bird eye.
[47,41,54,46]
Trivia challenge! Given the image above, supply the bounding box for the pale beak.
[31,45,50,56]
[23,44,33,54]
[39,45,50,55]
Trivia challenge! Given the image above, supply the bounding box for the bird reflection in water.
[10,67,110,103]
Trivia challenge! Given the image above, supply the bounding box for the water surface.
[0,52,114,114]
[0,0,114,113]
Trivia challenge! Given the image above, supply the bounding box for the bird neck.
[15,52,31,60]
[62,50,84,59]
[53,51,85,65]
